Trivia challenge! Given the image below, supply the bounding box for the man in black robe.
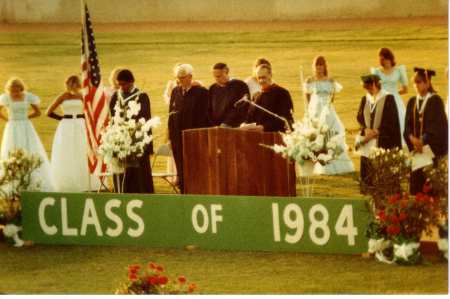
[244,64,294,132]
[169,64,209,193]
[109,69,154,193]
[356,74,401,194]
[208,63,250,127]
[404,68,448,194]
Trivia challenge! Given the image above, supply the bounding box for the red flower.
[147,275,158,285]
[188,283,197,293]
[386,225,401,235]
[389,215,400,224]
[422,182,432,194]
[415,192,425,202]
[377,210,386,221]
[388,193,401,204]
[156,266,164,272]
[178,276,187,284]
[398,212,407,221]
[128,264,141,274]
[158,276,169,285]
[148,262,157,269]
[128,273,138,281]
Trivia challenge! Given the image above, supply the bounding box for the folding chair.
[151,144,179,193]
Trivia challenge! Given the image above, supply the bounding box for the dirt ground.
[0,16,447,33]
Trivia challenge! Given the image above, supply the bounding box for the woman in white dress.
[245,57,271,99]
[0,77,54,191]
[46,75,96,192]
[304,56,354,175]
[370,47,408,146]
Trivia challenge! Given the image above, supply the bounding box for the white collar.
[119,87,140,102]
[416,92,432,114]
[366,89,388,111]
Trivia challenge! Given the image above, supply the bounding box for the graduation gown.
[356,94,401,193]
[404,93,448,194]
[246,84,294,132]
[208,79,250,127]
[169,85,209,193]
[109,87,154,193]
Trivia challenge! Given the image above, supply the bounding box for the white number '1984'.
[272,203,357,246]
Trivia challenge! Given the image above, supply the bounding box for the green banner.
[22,192,370,254]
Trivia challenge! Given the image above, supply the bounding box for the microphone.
[236,95,292,133]
[234,95,250,108]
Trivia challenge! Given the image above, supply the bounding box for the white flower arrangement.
[98,99,160,173]
[3,223,24,247]
[272,117,345,166]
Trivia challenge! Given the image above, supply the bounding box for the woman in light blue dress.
[370,48,408,146]
[0,77,54,191]
[304,56,354,175]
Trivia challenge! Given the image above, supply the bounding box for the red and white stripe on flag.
[81,1,109,174]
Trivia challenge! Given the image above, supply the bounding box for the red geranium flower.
[422,182,432,194]
[188,283,197,293]
[398,212,407,221]
[147,275,158,285]
[128,264,141,274]
[377,210,386,221]
[178,275,187,284]
[158,276,169,285]
[387,225,401,235]
[128,273,138,281]
[389,215,400,224]
[415,192,425,202]
[388,194,401,204]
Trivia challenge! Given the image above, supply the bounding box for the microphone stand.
[235,97,292,133]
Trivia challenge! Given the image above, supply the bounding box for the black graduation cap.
[413,67,436,77]
[360,74,380,84]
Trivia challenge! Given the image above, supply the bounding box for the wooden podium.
[182,127,296,196]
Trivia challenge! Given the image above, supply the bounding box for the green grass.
[0,243,447,294]
[0,19,448,294]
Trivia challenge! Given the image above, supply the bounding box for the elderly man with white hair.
[168,64,209,193]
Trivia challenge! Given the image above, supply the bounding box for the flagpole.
[80,0,94,192]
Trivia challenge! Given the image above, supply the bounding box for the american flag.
[81,2,109,174]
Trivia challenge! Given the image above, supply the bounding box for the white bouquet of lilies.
[272,117,345,166]
[98,100,160,173]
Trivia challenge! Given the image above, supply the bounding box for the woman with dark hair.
[304,56,354,175]
[404,67,448,194]
[47,75,99,192]
[370,47,408,146]
[109,69,155,193]
[356,74,402,193]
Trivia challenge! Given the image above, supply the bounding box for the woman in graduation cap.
[356,74,402,193]
[370,48,408,146]
[404,67,448,194]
